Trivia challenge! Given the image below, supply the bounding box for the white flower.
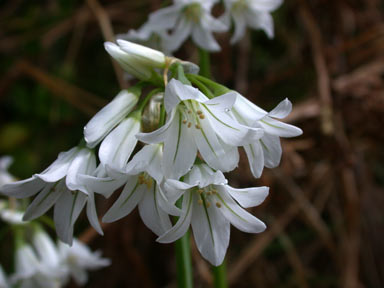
[129,0,227,52]
[0,265,9,288]
[58,239,110,286]
[157,164,268,266]
[0,156,16,187]
[10,244,62,288]
[233,95,303,178]
[105,40,166,81]
[98,111,141,172]
[84,89,140,148]
[221,0,283,44]
[0,147,117,244]
[137,79,263,179]
[102,144,174,236]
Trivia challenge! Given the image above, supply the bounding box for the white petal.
[166,17,192,52]
[147,4,181,30]
[200,13,228,32]
[35,147,79,182]
[102,176,145,223]
[259,116,303,137]
[225,185,269,208]
[249,0,282,13]
[268,98,292,119]
[192,120,239,172]
[0,177,44,198]
[215,187,266,233]
[126,144,163,183]
[186,164,227,187]
[84,90,139,148]
[0,264,8,287]
[246,11,274,38]
[191,24,221,52]
[0,156,13,170]
[33,231,60,267]
[162,110,197,179]
[116,39,166,68]
[136,109,175,144]
[23,182,62,220]
[54,190,87,245]
[230,12,247,44]
[86,190,103,235]
[163,179,193,204]
[156,190,193,243]
[260,134,282,168]
[243,142,264,178]
[138,184,172,236]
[191,193,230,266]
[78,174,125,198]
[157,184,182,216]
[99,116,140,171]
[204,91,237,110]
[66,148,96,193]
[164,79,208,113]
[233,93,267,125]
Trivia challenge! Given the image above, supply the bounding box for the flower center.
[195,185,221,208]
[184,3,202,24]
[180,100,206,130]
[138,173,153,189]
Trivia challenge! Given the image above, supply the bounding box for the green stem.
[187,75,214,99]
[137,88,163,112]
[198,48,211,78]
[213,261,228,288]
[175,197,193,288]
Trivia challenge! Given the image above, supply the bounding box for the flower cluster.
[0,200,110,288]
[120,0,283,53]
[0,39,301,266]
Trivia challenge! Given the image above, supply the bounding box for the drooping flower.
[157,164,268,266]
[102,144,174,236]
[221,0,283,44]
[10,244,62,288]
[58,239,110,286]
[137,79,263,179]
[0,156,16,187]
[0,147,118,244]
[232,95,303,178]
[84,89,140,148]
[127,0,227,53]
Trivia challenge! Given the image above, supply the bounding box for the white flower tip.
[116,39,165,65]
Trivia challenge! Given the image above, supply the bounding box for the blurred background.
[0,0,383,287]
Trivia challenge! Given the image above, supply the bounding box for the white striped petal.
[0,177,44,198]
[225,185,269,208]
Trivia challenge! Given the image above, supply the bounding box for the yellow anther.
[195,124,201,129]
[187,122,192,128]
[216,202,222,208]
[182,119,187,124]
[146,179,153,189]
[199,114,205,119]
[206,191,212,196]
[197,189,204,194]
[187,110,192,114]
[198,199,203,205]
[206,202,211,208]
[211,189,217,194]
[197,110,203,115]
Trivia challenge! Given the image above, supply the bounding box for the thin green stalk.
[198,48,211,78]
[137,88,163,112]
[174,197,193,288]
[187,75,214,99]
[213,261,228,288]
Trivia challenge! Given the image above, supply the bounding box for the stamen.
[195,124,201,129]
[206,202,211,208]
[197,189,204,194]
[187,110,192,114]
[199,114,205,119]
[211,189,217,194]
[198,199,203,205]
[197,110,202,115]
[216,202,222,208]
[182,119,187,124]
[206,191,212,196]
[187,122,192,128]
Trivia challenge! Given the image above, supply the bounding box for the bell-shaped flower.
[84,89,140,148]
[128,0,227,52]
[0,156,16,187]
[98,111,141,172]
[221,0,283,44]
[58,239,110,286]
[102,144,174,236]
[0,264,9,288]
[105,39,166,81]
[10,244,62,288]
[232,95,303,178]
[137,79,263,179]
[0,147,118,244]
[157,164,269,266]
